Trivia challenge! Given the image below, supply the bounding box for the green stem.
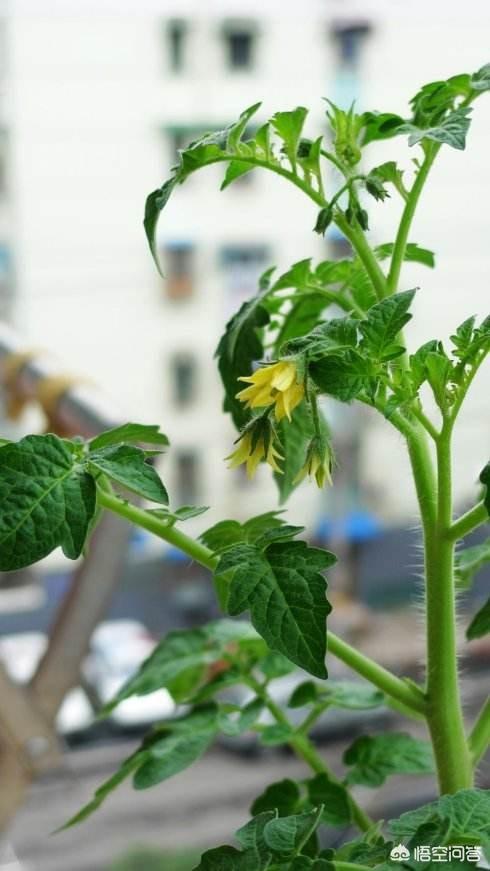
[335,212,388,302]
[333,864,374,871]
[387,146,438,295]
[423,423,473,792]
[96,488,218,571]
[303,284,364,318]
[446,501,488,542]
[99,485,426,717]
[245,675,373,833]
[468,698,490,767]
[326,633,426,716]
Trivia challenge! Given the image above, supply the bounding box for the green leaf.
[359,290,415,361]
[283,318,359,360]
[401,106,472,151]
[274,400,316,503]
[89,423,169,451]
[236,811,275,868]
[306,774,352,827]
[480,464,490,515]
[375,242,435,269]
[455,539,490,589]
[466,597,490,641]
[200,512,286,554]
[260,723,295,746]
[259,651,297,679]
[450,314,490,364]
[133,705,219,790]
[322,681,385,710]
[334,833,393,867]
[274,295,329,352]
[221,160,255,189]
[60,752,143,830]
[263,808,323,858]
[361,112,406,145]
[216,293,270,428]
[251,779,301,818]
[288,681,320,708]
[309,350,377,402]
[271,107,308,167]
[226,102,262,151]
[144,179,176,272]
[101,619,264,712]
[193,845,261,871]
[219,698,264,737]
[343,732,435,787]
[89,444,168,504]
[471,63,490,93]
[368,161,407,199]
[216,537,335,678]
[389,788,490,851]
[0,434,96,571]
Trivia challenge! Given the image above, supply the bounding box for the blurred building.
[0,0,488,555]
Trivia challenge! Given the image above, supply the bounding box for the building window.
[167,19,187,72]
[162,242,194,301]
[330,20,371,66]
[222,21,256,71]
[220,245,268,308]
[171,353,196,407]
[175,450,199,504]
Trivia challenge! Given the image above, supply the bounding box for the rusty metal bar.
[0,323,135,831]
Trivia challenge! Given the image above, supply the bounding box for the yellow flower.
[294,440,333,489]
[226,430,283,479]
[236,361,304,421]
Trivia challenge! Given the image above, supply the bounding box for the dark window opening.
[222,22,257,71]
[167,19,187,72]
[175,451,199,504]
[171,353,196,407]
[162,243,194,301]
[330,20,371,67]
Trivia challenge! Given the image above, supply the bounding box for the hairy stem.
[335,212,388,302]
[468,698,490,767]
[326,633,426,716]
[245,675,373,832]
[446,500,488,542]
[423,423,473,792]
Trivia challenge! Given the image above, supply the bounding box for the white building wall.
[1,0,489,539]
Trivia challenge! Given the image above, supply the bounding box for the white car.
[0,632,94,737]
[83,619,177,729]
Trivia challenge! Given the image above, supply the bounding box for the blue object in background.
[316,509,382,543]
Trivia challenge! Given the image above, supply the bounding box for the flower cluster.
[294,437,333,489]
[226,428,283,479]
[236,361,304,422]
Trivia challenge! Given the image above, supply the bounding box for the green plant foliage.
[466,597,490,640]
[455,539,490,589]
[343,733,435,787]
[215,533,335,678]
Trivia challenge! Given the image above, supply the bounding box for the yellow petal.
[270,362,296,391]
[246,439,265,478]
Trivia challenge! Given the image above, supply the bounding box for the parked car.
[0,632,94,737]
[83,619,178,730]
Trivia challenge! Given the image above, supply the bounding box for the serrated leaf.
[216,294,270,428]
[471,63,490,93]
[271,107,308,167]
[216,538,335,678]
[200,512,286,554]
[466,597,490,641]
[221,160,255,189]
[375,242,435,269]
[193,845,262,871]
[89,423,169,451]
[251,779,301,818]
[144,179,176,272]
[309,350,377,402]
[283,318,359,360]
[263,808,322,857]
[226,102,262,151]
[236,811,276,868]
[369,162,407,199]
[360,290,415,360]
[361,112,406,145]
[101,619,263,712]
[401,106,472,151]
[89,444,168,504]
[0,434,96,571]
[455,540,490,589]
[60,752,143,830]
[306,774,352,827]
[274,401,316,503]
[389,788,490,849]
[343,732,434,787]
[334,833,393,867]
[134,705,218,789]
